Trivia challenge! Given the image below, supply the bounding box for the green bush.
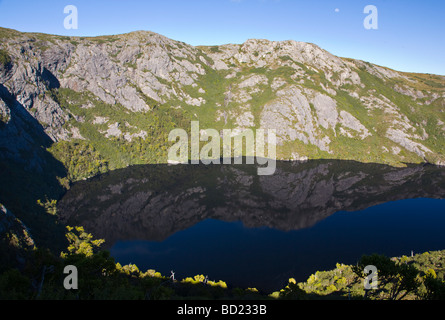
[353,254,420,300]
[0,48,11,67]
[48,140,108,182]
[0,269,31,299]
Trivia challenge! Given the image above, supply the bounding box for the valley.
[1,26,445,300]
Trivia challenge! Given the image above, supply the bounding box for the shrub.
[0,49,11,67]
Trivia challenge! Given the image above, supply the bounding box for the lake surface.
[58,160,445,292]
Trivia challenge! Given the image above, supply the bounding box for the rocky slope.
[1,26,445,176]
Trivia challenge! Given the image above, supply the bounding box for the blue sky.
[0,0,444,75]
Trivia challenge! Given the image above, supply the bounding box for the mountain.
[1,26,444,181]
[1,27,445,297]
[1,26,445,253]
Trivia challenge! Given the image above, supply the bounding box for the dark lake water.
[58,160,445,292]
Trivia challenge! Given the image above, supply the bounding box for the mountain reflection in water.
[58,160,445,292]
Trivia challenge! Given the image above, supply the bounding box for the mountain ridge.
[1,26,445,180]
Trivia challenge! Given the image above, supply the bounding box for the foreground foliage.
[276,251,445,300]
[1,225,445,300]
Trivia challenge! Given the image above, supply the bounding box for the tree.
[61,226,105,258]
[60,226,117,299]
[279,278,307,300]
[353,254,420,300]
[422,269,445,300]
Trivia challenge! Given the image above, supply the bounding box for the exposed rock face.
[261,86,332,151]
[312,93,338,130]
[0,27,444,168]
[339,110,370,139]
